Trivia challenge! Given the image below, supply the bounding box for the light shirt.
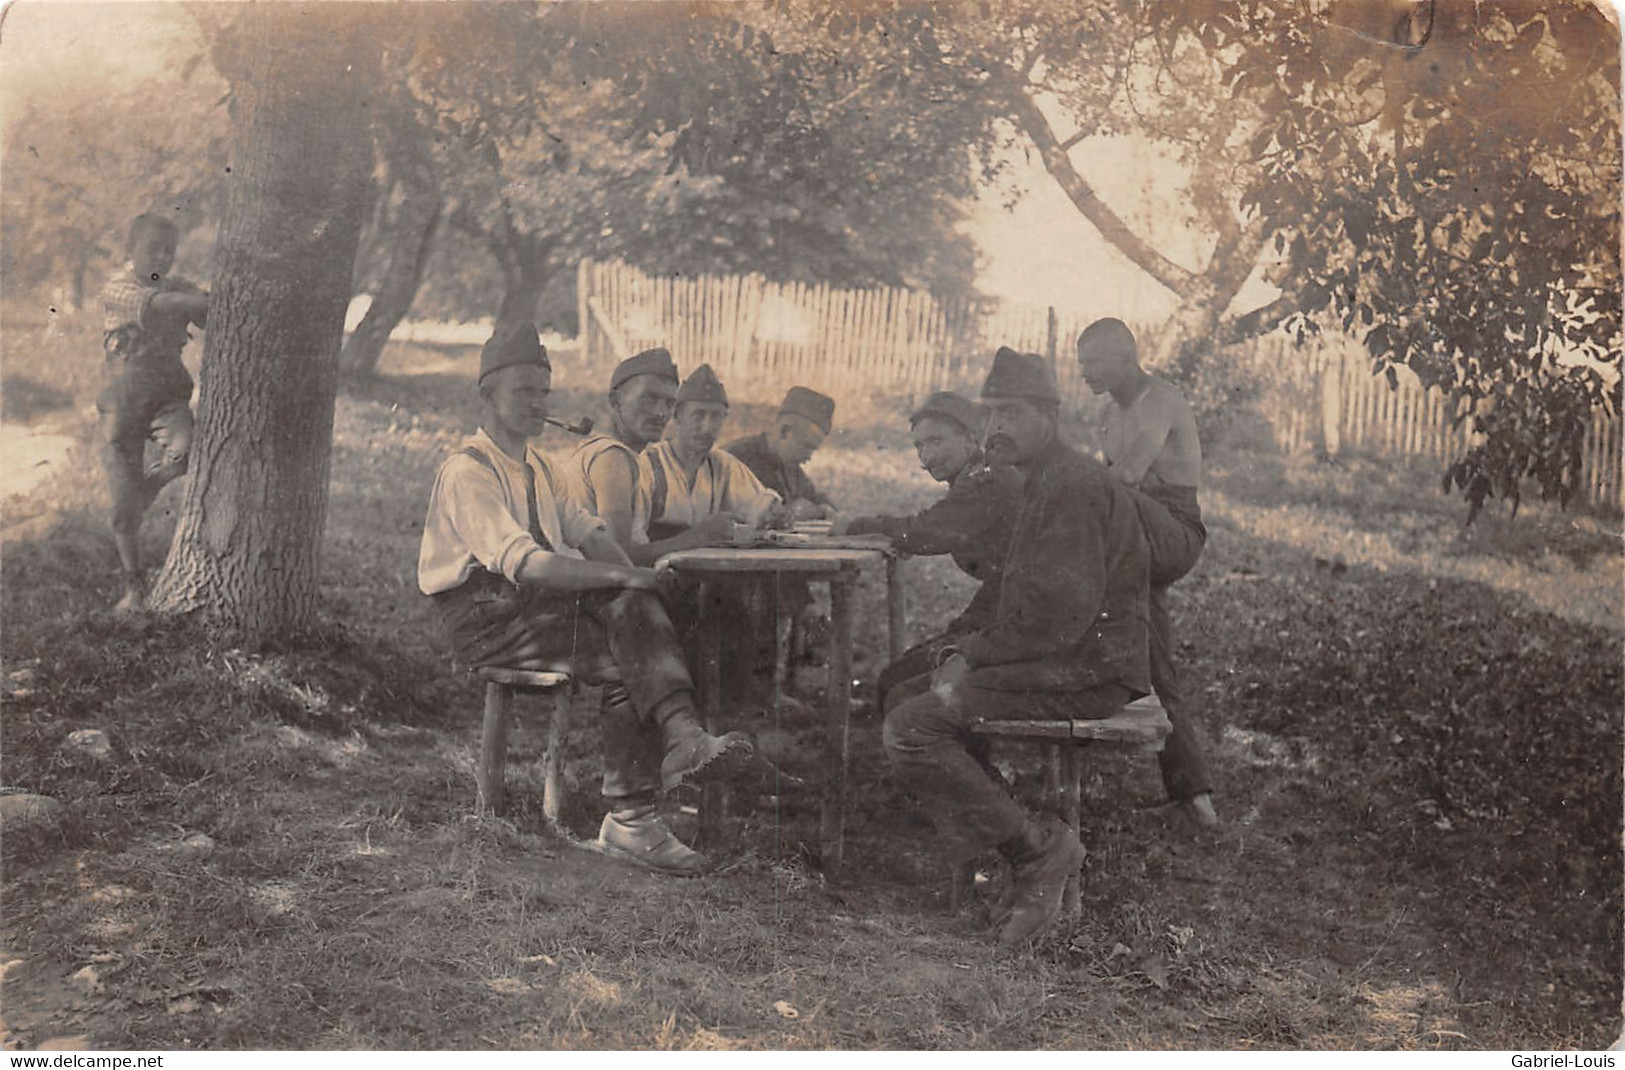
[418,429,604,595]
[635,440,781,542]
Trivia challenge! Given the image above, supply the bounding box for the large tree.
[148,4,380,639]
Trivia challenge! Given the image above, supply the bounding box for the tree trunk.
[149,5,375,642]
[491,234,553,334]
[339,183,442,379]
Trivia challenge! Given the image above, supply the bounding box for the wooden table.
[659,543,905,878]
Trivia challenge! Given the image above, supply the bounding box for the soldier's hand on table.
[691,512,738,545]
[763,502,794,530]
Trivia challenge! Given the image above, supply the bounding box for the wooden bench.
[956,694,1173,914]
[474,667,573,834]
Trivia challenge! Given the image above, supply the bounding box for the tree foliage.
[796,0,1621,514]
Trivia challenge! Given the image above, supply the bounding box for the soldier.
[562,347,703,566]
[883,349,1151,946]
[724,386,838,521]
[841,391,1022,712]
[418,323,753,875]
[1076,318,1217,829]
[639,364,788,543]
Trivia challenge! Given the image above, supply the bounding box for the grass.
[2,314,1621,1050]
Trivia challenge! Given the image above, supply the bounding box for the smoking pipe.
[545,415,594,436]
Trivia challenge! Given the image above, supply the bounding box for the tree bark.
[490,228,554,334]
[150,5,375,642]
[339,179,442,379]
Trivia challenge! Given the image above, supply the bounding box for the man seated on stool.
[883,348,1151,946]
[839,391,1021,713]
[418,323,754,876]
[1076,317,1217,830]
[642,365,795,711]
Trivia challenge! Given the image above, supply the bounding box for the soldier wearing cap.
[418,323,754,876]
[724,386,838,521]
[561,347,681,565]
[842,391,1023,709]
[639,364,790,544]
[1076,317,1216,829]
[883,348,1151,947]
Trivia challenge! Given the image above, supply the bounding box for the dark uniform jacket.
[846,452,1022,632]
[959,438,1150,695]
[724,431,832,509]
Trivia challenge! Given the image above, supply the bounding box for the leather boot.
[657,707,754,792]
[597,805,710,876]
[996,816,1085,947]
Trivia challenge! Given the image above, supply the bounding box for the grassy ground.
[2,320,1621,1050]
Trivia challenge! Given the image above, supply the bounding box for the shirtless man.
[1076,318,1217,829]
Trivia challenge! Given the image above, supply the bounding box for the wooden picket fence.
[1251,334,1622,511]
[577,258,1622,511]
[577,258,1100,409]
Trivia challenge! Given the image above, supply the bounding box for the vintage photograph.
[1,0,1620,1051]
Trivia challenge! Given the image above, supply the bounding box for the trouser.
[99,396,193,541]
[883,670,1132,861]
[1126,482,1213,802]
[432,574,696,800]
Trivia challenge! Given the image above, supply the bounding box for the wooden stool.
[474,667,572,829]
[956,694,1173,915]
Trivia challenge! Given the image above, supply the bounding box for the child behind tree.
[97,213,210,611]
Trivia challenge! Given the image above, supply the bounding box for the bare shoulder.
[1148,376,1194,417]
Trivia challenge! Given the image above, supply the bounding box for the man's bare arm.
[586,450,640,550]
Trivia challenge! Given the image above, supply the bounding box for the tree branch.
[990,66,1198,295]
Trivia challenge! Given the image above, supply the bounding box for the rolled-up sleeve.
[719,454,781,525]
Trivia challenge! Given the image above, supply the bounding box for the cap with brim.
[479,321,550,383]
[611,347,679,390]
[910,390,984,437]
[677,363,729,407]
[778,386,836,435]
[980,346,1060,403]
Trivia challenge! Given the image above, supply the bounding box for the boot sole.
[661,736,755,792]
[592,838,711,877]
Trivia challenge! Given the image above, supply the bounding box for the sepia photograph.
[0,0,1620,1052]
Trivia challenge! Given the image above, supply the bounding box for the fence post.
[1046,306,1059,368]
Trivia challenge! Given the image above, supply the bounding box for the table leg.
[697,579,725,845]
[886,555,905,664]
[821,574,855,880]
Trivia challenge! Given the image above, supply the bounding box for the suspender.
[457,444,553,552]
[647,448,670,527]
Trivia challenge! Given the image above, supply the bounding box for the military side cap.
[980,346,1060,403]
[910,390,984,437]
[479,321,550,383]
[611,347,679,390]
[677,363,729,407]
[778,386,836,434]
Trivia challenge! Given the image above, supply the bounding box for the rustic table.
[658,541,905,878]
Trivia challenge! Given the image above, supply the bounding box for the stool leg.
[541,688,566,833]
[477,681,512,816]
[1062,744,1082,916]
